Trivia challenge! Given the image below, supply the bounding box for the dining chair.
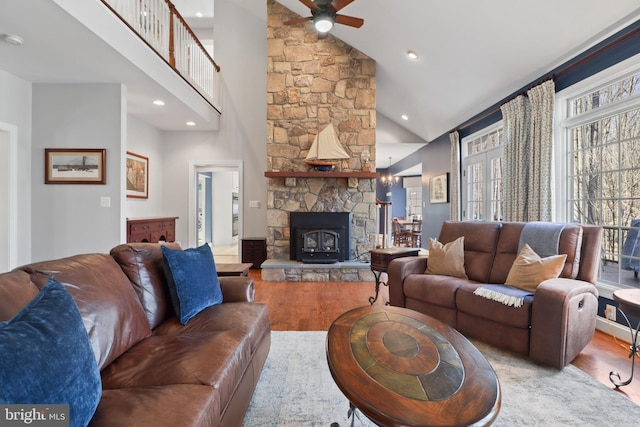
[411,219,422,247]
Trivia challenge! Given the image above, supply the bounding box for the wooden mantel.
[264,171,379,178]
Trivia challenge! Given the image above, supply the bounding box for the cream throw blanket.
[473,284,534,308]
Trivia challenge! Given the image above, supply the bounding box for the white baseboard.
[596,316,634,344]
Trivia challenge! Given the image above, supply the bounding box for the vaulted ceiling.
[2,1,640,169]
[274,0,640,167]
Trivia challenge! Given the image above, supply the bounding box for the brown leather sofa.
[0,243,270,426]
[388,221,603,369]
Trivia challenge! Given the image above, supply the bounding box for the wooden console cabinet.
[127,217,178,243]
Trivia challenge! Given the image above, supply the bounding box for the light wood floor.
[249,270,640,406]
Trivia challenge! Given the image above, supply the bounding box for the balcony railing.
[600,225,640,289]
[101,0,220,111]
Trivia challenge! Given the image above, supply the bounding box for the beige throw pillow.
[426,236,468,279]
[505,244,567,292]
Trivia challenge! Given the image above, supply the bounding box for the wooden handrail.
[167,1,220,72]
[168,4,175,68]
[100,0,220,110]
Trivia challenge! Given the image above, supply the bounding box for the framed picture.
[430,173,449,204]
[126,151,149,199]
[45,148,106,184]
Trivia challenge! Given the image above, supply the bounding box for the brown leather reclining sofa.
[388,221,603,369]
[0,243,270,426]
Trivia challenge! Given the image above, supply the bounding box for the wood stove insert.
[290,212,352,263]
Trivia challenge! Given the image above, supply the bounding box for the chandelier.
[380,157,400,187]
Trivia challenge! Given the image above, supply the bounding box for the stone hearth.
[261,259,375,282]
[264,177,376,258]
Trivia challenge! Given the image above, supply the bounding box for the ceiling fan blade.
[300,0,321,11]
[329,0,355,13]
[284,16,313,26]
[334,14,364,28]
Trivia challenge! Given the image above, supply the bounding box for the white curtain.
[502,80,554,221]
[449,131,460,220]
[502,96,530,221]
[527,80,555,220]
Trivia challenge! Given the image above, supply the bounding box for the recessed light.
[401,114,409,121]
[406,50,418,60]
[195,12,204,18]
[186,121,196,126]
[1,34,24,46]
[153,100,165,106]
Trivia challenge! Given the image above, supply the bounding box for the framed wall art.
[45,148,106,184]
[429,173,449,204]
[126,151,149,199]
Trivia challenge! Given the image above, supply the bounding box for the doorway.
[403,176,423,220]
[0,122,18,272]
[196,172,212,247]
[189,161,242,262]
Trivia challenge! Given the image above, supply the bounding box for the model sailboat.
[304,123,350,171]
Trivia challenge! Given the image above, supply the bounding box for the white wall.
[0,70,32,267]
[126,115,165,218]
[0,130,9,271]
[162,131,236,245]
[162,0,268,246]
[31,83,126,261]
[214,0,267,239]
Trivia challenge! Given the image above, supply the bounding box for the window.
[403,176,422,220]
[570,72,640,117]
[557,57,640,291]
[461,124,504,221]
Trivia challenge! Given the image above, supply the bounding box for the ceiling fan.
[284,0,364,34]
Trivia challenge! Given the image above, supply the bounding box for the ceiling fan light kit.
[285,0,363,34]
[314,14,334,33]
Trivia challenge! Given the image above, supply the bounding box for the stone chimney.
[266,0,377,265]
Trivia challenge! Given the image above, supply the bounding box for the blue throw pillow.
[0,277,102,427]
[161,243,223,324]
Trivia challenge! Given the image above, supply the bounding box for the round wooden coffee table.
[327,306,500,427]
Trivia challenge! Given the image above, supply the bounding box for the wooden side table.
[369,248,420,304]
[610,289,640,387]
[215,263,253,277]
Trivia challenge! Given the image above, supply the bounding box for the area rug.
[243,331,640,426]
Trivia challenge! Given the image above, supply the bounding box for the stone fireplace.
[263,176,376,265]
[263,0,377,282]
